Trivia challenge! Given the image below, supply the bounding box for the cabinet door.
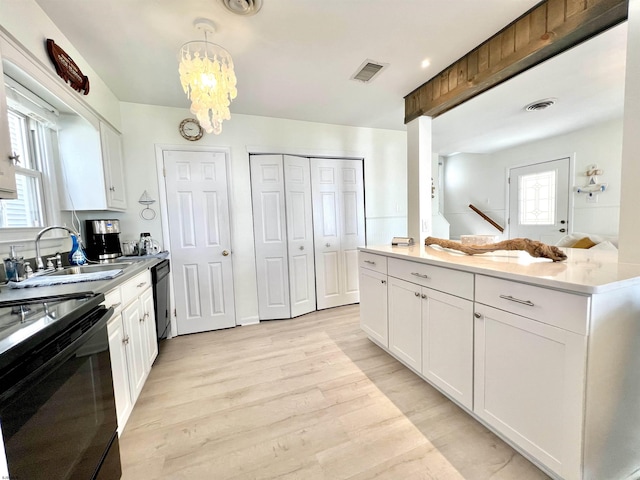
[359,267,388,347]
[387,276,421,371]
[474,305,586,479]
[422,289,473,410]
[107,314,133,435]
[0,55,17,198]
[140,287,158,370]
[122,300,147,403]
[100,122,127,210]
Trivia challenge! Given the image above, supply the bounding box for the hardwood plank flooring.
[119,305,550,480]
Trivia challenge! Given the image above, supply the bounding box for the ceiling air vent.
[524,98,557,111]
[221,0,262,16]
[351,60,388,83]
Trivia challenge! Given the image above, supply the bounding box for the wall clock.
[179,118,203,141]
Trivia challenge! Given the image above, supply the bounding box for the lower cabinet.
[473,304,586,479]
[105,270,158,435]
[387,277,422,371]
[358,267,388,347]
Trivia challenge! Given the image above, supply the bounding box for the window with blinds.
[0,109,46,228]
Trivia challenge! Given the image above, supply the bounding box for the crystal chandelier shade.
[178,32,237,135]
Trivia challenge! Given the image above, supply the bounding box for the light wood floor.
[119,305,550,480]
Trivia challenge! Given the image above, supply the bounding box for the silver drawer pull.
[411,272,430,279]
[109,302,121,309]
[499,295,535,307]
[414,292,420,297]
[137,281,147,288]
[364,260,376,265]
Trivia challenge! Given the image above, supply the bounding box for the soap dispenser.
[68,234,88,266]
[3,245,24,281]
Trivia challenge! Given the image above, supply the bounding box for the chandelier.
[178,19,237,135]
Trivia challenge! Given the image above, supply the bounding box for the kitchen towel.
[7,269,123,288]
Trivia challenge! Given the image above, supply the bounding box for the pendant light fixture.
[178,19,237,135]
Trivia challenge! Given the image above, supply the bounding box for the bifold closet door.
[251,155,291,319]
[250,155,316,320]
[283,155,316,317]
[311,158,365,310]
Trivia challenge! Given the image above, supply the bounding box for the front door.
[508,157,570,244]
[164,150,236,334]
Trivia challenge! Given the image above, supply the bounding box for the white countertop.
[360,244,640,294]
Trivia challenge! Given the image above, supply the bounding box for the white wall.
[443,118,623,240]
[103,102,407,324]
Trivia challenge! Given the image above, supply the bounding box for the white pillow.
[555,232,619,247]
[590,240,618,251]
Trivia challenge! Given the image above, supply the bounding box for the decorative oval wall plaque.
[46,39,90,95]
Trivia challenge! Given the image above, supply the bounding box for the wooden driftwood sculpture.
[425,236,568,262]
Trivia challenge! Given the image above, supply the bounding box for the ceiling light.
[524,98,557,111]
[421,59,431,69]
[178,19,237,135]
[221,0,263,16]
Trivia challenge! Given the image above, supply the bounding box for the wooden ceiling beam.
[404,0,628,124]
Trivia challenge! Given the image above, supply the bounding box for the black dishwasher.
[151,259,171,340]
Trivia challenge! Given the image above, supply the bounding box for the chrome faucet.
[35,226,79,271]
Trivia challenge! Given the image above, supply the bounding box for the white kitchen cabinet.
[58,117,127,211]
[0,52,17,199]
[421,288,473,410]
[387,276,422,371]
[107,310,133,435]
[104,269,158,433]
[358,267,388,348]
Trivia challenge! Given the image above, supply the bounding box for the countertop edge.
[359,245,640,295]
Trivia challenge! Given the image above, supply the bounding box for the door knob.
[474,312,482,319]
[299,246,304,250]
[559,228,566,233]
[222,250,230,256]
[325,243,331,248]
[560,220,566,224]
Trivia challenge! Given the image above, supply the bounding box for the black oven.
[0,294,120,479]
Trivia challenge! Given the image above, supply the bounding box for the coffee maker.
[85,219,123,261]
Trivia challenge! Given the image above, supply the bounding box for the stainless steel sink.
[45,262,133,276]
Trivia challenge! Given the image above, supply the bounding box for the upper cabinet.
[0,48,17,199]
[58,116,127,211]
[99,121,127,210]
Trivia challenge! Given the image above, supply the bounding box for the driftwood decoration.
[425,236,568,262]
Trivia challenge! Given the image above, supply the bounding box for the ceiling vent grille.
[524,98,557,111]
[221,0,262,16]
[351,60,388,83]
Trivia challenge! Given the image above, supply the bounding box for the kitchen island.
[359,244,640,480]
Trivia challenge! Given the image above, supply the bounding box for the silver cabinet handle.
[414,292,420,297]
[109,302,121,309]
[499,295,535,307]
[109,186,116,191]
[364,260,376,265]
[381,280,386,284]
[122,336,129,345]
[474,312,482,319]
[421,294,427,299]
[411,272,430,279]
[137,282,147,288]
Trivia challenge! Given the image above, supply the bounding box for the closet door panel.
[250,155,291,319]
[284,155,316,317]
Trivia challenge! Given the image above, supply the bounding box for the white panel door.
[284,155,316,317]
[311,158,365,310]
[250,155,291,319]
[508,157,570,244]
[164,150,236,334]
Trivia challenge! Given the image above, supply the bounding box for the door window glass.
[518,170,556,226]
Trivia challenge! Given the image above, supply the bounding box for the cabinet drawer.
[359,251,387,274]
[475,275,590,335]
[104,287,123,314]
[388,258,473,300]
[121,270,152,307]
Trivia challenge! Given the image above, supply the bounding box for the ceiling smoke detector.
[350,60,389,83]
[221,0,262,16]
[524,98,557,111]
